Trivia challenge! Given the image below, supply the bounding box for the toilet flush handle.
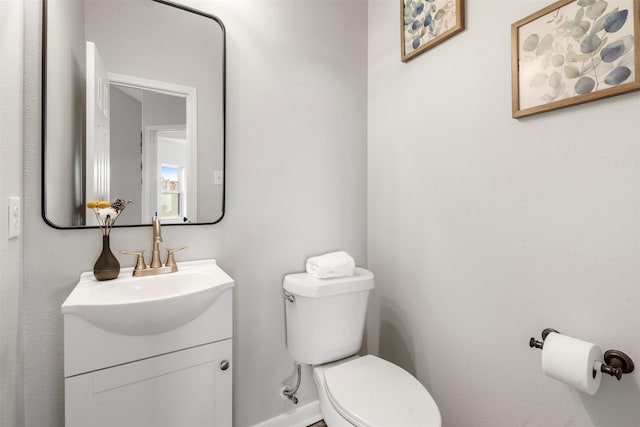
[283,291,295,303]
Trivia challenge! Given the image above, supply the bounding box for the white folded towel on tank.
[305,251,356,279]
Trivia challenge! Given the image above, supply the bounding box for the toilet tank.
[283,268,374,365]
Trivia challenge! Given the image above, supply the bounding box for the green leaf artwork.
[517,0,636,111]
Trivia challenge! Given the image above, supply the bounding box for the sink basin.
[62,259,234,336]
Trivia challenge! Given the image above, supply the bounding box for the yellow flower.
[86,198,133,235]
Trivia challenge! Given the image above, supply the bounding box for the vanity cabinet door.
[65,339,232,427]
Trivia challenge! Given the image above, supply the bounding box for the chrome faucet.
[121,214,187,277]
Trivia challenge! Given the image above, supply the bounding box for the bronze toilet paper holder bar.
[529,328,635,380]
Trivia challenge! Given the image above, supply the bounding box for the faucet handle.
[164,246,188,269]
[120,250,147,271]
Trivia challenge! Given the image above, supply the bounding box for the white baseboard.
[252,400,322,427]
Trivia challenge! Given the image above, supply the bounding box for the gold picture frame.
[512,0,640,118]
[400,0,465,62]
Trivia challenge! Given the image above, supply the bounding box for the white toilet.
[283,267,441,427]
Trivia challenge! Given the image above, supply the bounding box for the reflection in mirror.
[43,0,225,228]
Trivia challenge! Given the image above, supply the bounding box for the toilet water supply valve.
[282,290,299,403]
[282,363,302,404]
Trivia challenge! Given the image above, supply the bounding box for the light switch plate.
[214,170,223,185]
[8,197,20,239]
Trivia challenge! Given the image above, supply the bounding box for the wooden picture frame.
[512,0,640,118]
[401,0,465,62]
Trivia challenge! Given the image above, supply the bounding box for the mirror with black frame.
[43,0,225,228]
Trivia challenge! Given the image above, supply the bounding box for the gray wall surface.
[23,1,367,426]
[44,0,86,225]
[367,0,640,426]
[0,1,25,426]
[110,87,143,223]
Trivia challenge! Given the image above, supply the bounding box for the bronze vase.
[93,235,120,281]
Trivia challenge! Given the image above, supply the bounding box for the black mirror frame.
[41,0,226,229]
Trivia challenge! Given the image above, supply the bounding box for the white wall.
[367,0,640,426]
[23,1,367,426]
[110,87,143,223]
[0,1,25,425]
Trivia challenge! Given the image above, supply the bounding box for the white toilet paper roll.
[541,332,602,395]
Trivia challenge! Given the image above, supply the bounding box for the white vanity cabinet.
[62,259,234,427]
[65,339,232,427]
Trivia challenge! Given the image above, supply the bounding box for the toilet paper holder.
[529,328,635,380]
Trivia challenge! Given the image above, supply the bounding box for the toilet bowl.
[313,355,441,427]
[283,268,441,426]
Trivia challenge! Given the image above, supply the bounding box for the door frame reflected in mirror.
[109,73,198,225]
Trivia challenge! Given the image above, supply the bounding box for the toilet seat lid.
[324,355,441,427]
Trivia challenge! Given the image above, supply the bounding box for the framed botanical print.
[401,0,465,62]
[512,0,640,118]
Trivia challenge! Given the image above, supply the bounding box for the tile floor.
[308,421,328,427]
